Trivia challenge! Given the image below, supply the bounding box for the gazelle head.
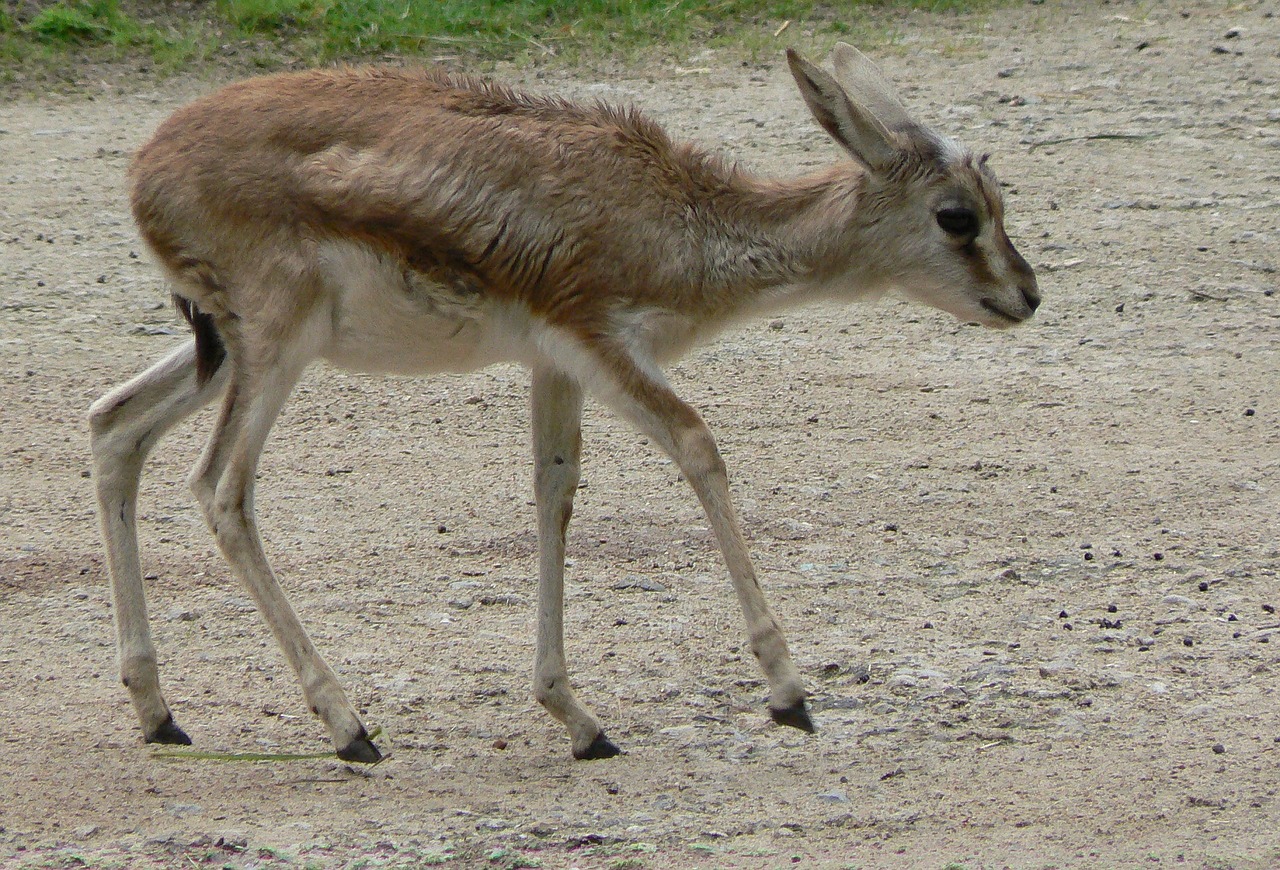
[787,44,1040,328]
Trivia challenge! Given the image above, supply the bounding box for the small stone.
[1107,604,1118,613]
[1244,408,1256,416]
[1183,637,1194,647]
[1224,26,1242,38]
[492,739,508,750]
[1198,581,1209,591]
[1211,743,1226,754]
[613,577,667,593]
[1263,604,1276,614]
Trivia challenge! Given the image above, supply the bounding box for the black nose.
[1022,283,1041,313]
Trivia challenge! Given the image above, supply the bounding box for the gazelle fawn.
[90,44,1038,762]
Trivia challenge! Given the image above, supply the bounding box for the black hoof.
[146,715,193,746]
[573,732,622,760]
[337,738,383,764]
[337,733,384,764]
[769,700,816,733]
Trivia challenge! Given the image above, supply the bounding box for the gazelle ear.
[829,42,914,132]
[786,48,898,173]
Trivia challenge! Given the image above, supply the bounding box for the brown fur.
[92,46,1039,761]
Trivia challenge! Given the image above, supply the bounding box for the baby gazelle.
[90,44,1038,762]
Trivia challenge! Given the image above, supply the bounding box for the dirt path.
[2,1,1278,867]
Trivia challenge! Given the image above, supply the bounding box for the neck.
[686,163,870,318]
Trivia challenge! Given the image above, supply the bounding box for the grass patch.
[2,0,1002,84]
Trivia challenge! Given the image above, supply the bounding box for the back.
[129,67,738,315]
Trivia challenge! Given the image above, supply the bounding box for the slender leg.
[193,351,381,762]
[529,366,620,760]
[586,344,813,731]
[88,340,229,744]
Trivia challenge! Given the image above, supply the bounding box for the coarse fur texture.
[89,43,1038,762]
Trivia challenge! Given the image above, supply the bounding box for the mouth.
[979,298,1029,326]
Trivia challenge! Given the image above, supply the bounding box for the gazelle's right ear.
[786,47,898,173]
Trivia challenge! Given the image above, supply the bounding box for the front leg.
[587,344,813,732]
[530,366,621,760]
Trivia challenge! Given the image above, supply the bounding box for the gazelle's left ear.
[786,48,898,174]
[829,43,914,131]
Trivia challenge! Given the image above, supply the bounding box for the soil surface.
[2,1,1279,867]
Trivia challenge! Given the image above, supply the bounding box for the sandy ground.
[2,1,1279,867]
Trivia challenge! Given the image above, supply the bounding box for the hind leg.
[189,339,381,763]
[89,339,229,744]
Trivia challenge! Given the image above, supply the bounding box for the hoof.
[573,732,622,761]
[769,699,816,733]
[337,732,383,764]
[145,715,193,746]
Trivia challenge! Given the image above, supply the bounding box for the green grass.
[2,0,998,83]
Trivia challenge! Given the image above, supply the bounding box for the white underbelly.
[316,241,530,375]
[309,240,722,383]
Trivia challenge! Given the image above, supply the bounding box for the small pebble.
[1107,604,1118,613]
[1263,604,1276,614]
[1153,552,1164,561]
[1058,610,1069,619]
[1198,581,1209,592]
[1183,637,1194,647]
[1211,743,1226,754]
[1244,408,1255,417]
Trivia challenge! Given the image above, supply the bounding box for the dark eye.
[936,207,979,238]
